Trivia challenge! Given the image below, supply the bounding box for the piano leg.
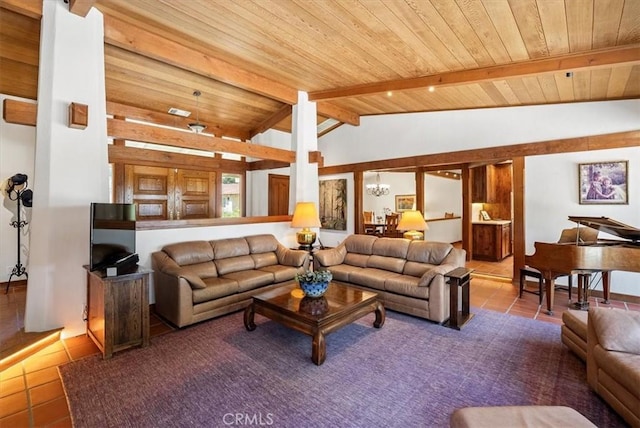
[602,271,611,304]
[573,273,591,310]
[545,278,555,315]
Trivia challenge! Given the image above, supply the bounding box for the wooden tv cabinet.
[85,266,151,358]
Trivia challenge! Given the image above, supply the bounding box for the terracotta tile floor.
[1,268,639,426]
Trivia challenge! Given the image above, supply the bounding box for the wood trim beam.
[319,130,640,175]
[0,0,42,19]
[103,16,359,126]
[309,45,640,101]
[512,156,526,283]
[2,99,37,126]
[249,104,292,138]
[68,0,95,17]
[246,160,289,171]
[354,171,363,234]
[107,118,296,163]
[106,102,251,141]
[108,145,247,173]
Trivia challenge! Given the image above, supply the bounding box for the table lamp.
[291,202,321,249]
[397,210,428,240]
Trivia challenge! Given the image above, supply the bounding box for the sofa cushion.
[349,268,397,291]
[325,264,362,282]
[222,270,274,292]
[367,254,406,274]
[591,308,640,354]
[163,241,213,266]
[403,261,437,278]
[211,237,250,259]
[176,262,218,279]
[344,253,370,268]
[407,241,453,265]
[344,234,377,255]
[259,265,301,283]
[251,252,278,269]
[593,345,640,400]
[245,234,279,253]
[192,277,239,303]
[215,255,255,276]
[384,275,429,299]
[372,237,410,259]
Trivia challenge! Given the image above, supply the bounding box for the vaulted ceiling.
[1,0,639,141]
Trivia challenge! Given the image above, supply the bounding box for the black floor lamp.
[4,173,32,294]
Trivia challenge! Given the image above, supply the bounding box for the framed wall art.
[395,194,416,212]
[579,161,628,205]
[319,179,347,230]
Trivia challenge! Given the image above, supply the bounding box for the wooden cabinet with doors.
[124,166,216,220]
[471,165,496,203]
[472,221,512,261]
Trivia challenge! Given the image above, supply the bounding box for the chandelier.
[366,173,390,197]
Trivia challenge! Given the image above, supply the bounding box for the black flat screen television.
[90,203,137,271]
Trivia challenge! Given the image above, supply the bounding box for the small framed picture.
[579,161,628,205]
[480,210,491,221]
[395,194,416,212]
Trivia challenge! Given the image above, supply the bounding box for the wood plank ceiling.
[1,0,639,143]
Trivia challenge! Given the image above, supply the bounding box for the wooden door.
[175,170,216,219]
[268,174,290,216]
[124,165,174,220]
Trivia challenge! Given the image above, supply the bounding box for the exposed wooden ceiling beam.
[68,0,95,17]
[319,130,640,175]
[309,45,640,101]
[0,0,42,19]
[2,99,36,126]
[249,104,292,138]
[107,101,251,141]
[107,118,296,163]
[103,15,359,126]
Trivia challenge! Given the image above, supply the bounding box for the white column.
[25,0,108,337]
[289,91,319,209]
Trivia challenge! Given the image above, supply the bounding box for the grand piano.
[525,216,640,314]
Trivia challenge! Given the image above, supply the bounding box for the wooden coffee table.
[244,280,385,365]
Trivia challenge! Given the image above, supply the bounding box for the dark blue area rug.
[59,309,626,427]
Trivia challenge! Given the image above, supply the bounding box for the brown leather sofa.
[314,234,466,323]
[587,307,640,426]
[152,234,309,328]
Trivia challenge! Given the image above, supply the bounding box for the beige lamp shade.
[397,210,428,240]
[291,202,321,247]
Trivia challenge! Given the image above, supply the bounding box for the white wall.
[526,148,639,296]
[320,100,640,295]
[0,96,36,282]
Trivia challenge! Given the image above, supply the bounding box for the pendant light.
[188,90,206,133]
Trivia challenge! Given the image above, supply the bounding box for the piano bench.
[561,309,588,362]
[519,267,544,304]
[519,267,573,305]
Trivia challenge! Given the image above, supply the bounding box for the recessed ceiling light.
[428,86,435,92]
[387,91,392,97]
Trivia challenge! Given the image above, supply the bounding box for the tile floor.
[1,266,639,427]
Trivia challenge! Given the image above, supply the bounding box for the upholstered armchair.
[587,307,640,426]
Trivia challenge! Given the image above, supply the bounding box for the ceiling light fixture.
[428,86,435,92]
[366,173,390,197]
[188,90,206,133]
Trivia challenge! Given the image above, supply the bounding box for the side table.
[445,267,474,330]
[85,266,151,358]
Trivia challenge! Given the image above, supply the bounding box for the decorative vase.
[299,280,329,298]
[299,296,329,315]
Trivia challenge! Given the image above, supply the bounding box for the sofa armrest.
[153,270,193,328]
[417,264,458,286]
[314,245,347,269]
[276,245,310,269]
